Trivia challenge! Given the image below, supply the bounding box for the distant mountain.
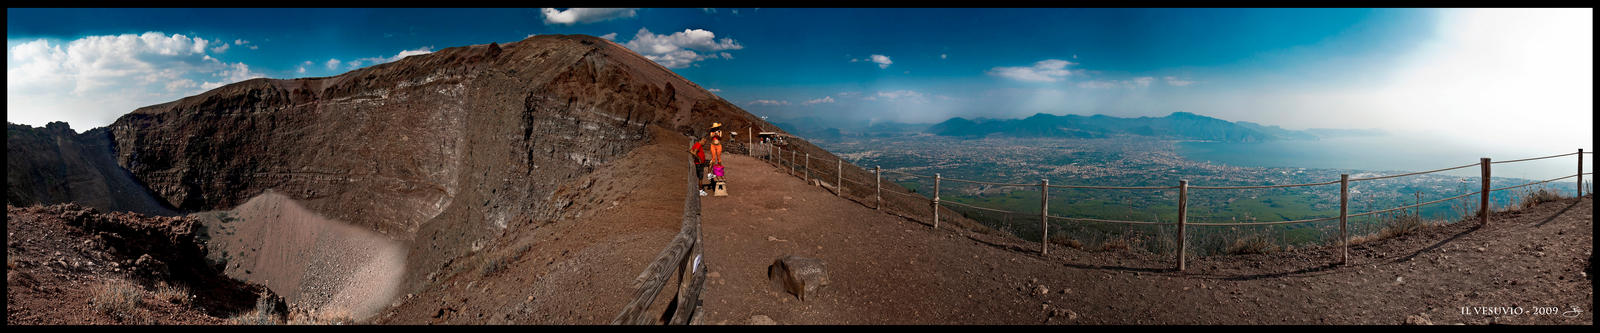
[927,112,1357,143]
[770,116,930,140]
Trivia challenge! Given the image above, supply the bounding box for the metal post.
[748,127,753,155]
[837,159,843,197]
[1040,179,1049,255]
[1339,174,1349,265]
[805,153,810,181]
[790,149,796,176]
[875,166,882,210]
[1177,180,1188,272]
[1481,158,1491,225]
[1580,149,1585,197]
[933,173,941,229]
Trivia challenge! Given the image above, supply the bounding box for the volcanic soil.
[698,152,1593,325]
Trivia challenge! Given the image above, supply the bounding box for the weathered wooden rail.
[750,142,1591,271]
[612,156,705,325]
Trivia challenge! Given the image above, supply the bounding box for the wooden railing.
[612,156,705,325]
[752,141,1591,272]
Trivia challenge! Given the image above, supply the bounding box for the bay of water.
[1177,134,1588,182]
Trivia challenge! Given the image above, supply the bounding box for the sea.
[1176,134,1589,184]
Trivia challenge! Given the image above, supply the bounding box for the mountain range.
[771,112,1383,143]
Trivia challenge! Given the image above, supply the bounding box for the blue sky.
[6,8,1592,154]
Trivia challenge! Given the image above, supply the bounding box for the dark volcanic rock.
[6,122,176,216]
[768,255,830,301]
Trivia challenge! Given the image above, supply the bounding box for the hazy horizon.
[7,8,1592,156]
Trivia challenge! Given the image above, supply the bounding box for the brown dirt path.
[699,152,1592,325]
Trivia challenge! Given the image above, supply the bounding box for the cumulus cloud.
[210,42,230,53]
[620,27,743,68]
[346,47,434,69]
[297,60,312,74]
[599,32,618,40]
[1163,76,1195,86]
[541,8,638,25]
[940,53,948,59]
[325,58,342,70]
[869,54,892,69]
[987,59,1078,82]
[802,96,835,105]
[747,99,789,106]
[707,88,721,92]
[7,32,262,129]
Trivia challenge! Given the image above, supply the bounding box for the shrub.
[153,283,190,305]
[1519,188,1563,209]
[92,280,142,322]
[229,292,282,325]
[1224,234,1276,255]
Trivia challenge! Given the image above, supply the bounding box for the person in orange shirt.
[709,122,724,166]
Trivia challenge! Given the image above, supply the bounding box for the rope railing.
[1486,173,1580,193]
[1347,189,1484,219]
[941,177,1038,187]
[1047,214,1172,225]
[747,141,1588,271]
[1347,162,1481,182]
[1491,152,1581,164]
[1048,183,1181,190]
[940,199,1019,214]
[1190,179,1341,190]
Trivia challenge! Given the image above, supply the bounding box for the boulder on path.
[768,255,829,301]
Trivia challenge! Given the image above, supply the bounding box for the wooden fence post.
[875,166,882,210]
[1339,174,1349,265]
[933,173,941,229]
[1177,180,1188,272]
[1040,179,1049,255]
[790,149,796,176]
[1481,157,1491,225]
[837,159,843,197]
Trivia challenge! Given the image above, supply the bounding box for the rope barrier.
[1487,173,1580,193]
[1190,179,1341,190]
[1491,152,1581,164]
[881,188,929,200]
[941,177,1037,187]
[1048,183,1181,190]
[881,169,933,178]
[939,200,1019,214]
[1347,189,1484,218]
[1047,214,1172,225]
[1348,162,1481,182]
[1188,215,1341,227]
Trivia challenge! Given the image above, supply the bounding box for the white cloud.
[802,96,835,105]
[326,58,342,70]
[6,32,263,129]
[707,88,721,92]
[599,32,618,41]
[868,90,926,103]
[541,8,638,25]
[620,28,743,68]
[346,47,434,69]
[234,39,249,45]
[747,99,789,106]
[702,8,717,14]
[940,53,948,59]
[1076,77,1155,89]
[297,60,312,74]
[200,62,264,90]
[1132,76,1155,87]
[210,42,230,53]
[988,59,1077,82]
[1163,76,1195,86]
[869,54,892,69]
